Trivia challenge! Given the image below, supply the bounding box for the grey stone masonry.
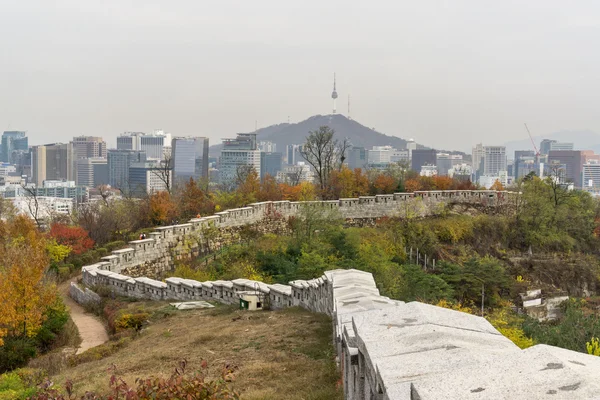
[93,190,516,278]
[78,190,600,399]
[80,266,600,399]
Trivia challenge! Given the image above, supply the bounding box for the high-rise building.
[436,153,452,176]
[582,161,600,195]
[107,149,147,190]
[347,147,368,170]
[286,144,304,165]
[368,146,393,164]
[483,146,507,176]
[171,137,210,182]
[72,136,107,159]
[260,152,283,179]
[547,150,593,188]
[391,149,410,164]
[219,133,261,185]
[128,161,171,197]
[539,139,556,156]
[117,131,167,160]
[411,149,437,173]
[258,141,276,153]
[550,142,574,152]
[514,150,535,179]
[1,131,28,163]
[31,143,76,186]
[406,139,417,160]
[76,158,108,187]
[471,143,485,180]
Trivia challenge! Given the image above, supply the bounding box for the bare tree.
[151,155,173,194]
[0,196,16,221]
[21,184,43,228]
[300,126,350,195]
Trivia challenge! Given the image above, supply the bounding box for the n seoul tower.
[331,73,338,114]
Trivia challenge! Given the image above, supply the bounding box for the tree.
[0,197,16,221]
[258,174,282,201]
[177,178,213,220]
[0,216,57,346]
[300,126,349,196]
[20,185,43,228]
[151,155,174,194]
[48,223,94,255]
[490,179,505,191]
[148,191,177,226]
[236,166,260,204]
[404,178,421,193]
[372,174,397,194]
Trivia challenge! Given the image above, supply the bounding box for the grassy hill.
[47,302,341,400]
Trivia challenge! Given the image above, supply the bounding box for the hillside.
[210,114,466,157]
[48,303,341,400]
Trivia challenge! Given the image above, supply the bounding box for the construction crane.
[524,123,540,158]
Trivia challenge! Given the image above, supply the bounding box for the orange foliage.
[490,179,505,191]
[432,176,454,190]
[373,174,397,194]
[404,178,422,193]
[258,175,283,201]
[149,191,177,225]
[49,223,94,255]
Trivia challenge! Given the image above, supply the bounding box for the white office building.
[219,133,261,185]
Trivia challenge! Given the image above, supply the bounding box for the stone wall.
[80,264,600,399]
[77,190,600,399]
[95,190,516,278]
[69,282,101,306]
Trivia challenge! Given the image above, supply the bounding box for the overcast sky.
[1,1,600,152]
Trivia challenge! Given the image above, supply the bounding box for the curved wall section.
[78,190,600,399]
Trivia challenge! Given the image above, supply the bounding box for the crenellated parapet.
[79,262,600,399]
[93,190,516,277]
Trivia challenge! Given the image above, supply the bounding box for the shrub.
[34,360,239,399]
[113,312,149,333]
[104,241,126,252]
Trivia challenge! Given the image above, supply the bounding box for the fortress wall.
[80,263,600,399]
[95,190,514,278]
[77,190,600,399]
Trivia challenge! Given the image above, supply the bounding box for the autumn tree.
[0,216,57,346]
[236,166,260,204]
[148,191,178,226]
[490,179,505,191]
[372,174,397,194]
[177,178,213,220]
[300,126,350,197]
[404,178,421,193]
[48,223,94,255]
[258,174,282,201]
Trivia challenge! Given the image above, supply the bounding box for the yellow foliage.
[435,299,476,314]
[0,216,56,346]
[587,337,600,356]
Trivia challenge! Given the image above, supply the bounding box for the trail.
[59,279,109,354]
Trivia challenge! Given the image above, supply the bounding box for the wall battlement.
[81,265,600,399]
[77,190,600,399]
[96,190,515,277]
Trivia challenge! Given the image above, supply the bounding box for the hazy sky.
[2,1,600,152]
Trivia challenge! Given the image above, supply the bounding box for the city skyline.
[3,2,600,152]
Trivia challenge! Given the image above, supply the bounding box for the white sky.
[1,0,600,152]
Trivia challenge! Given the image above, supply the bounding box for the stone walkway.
[60,279,109,354]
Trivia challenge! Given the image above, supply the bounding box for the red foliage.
[48,223,94,255]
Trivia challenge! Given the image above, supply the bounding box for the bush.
[113,312,149,333]
[95,248,108,257]
[0,338,37,373]
[0,370,38,400]
[32,360,239,399]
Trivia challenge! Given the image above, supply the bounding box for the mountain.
[504,130,600,158]
[209,114,466,157]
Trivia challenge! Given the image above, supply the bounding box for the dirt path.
[59,280,109,354]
